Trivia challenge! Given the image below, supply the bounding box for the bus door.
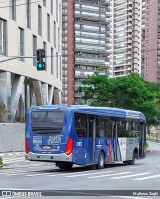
[139,122,145,158]
[109,120,118,162]
[87,115,96,163]
[74,113,94,165]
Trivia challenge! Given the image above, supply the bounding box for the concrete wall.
[0,123,25,152]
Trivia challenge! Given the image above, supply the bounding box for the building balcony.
[75,40,105,46]
[75,44,106,53]
[75,12,106,22]
[75,57,106,66]
[75,26,105,33]
[75,4,106,15]
[75,32,105,40]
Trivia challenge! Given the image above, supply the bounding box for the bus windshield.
[31,110,65,134]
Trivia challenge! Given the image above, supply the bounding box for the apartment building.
[109,0,144,77]
[62,0,110,105]
[144,0,160,82]
[0,0,62,122]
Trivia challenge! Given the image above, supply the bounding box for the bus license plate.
[42,145,51,150]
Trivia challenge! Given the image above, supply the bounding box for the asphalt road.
[0,142,160,199]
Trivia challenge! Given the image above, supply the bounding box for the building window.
[33,35,37,66]
[0,18,7,56]
[26,0,31,29]
[47,14,50,42]
[54,21,56,48]
[10,0,16,21]
[51,0,53,15]
[43,41,46,70]
[51,47,53,75]
[18,27,24,62]
[59,4,61,28]
[38,5,42,36]
[59,56,61,81]
[43,0,46,7]
[58,27,60,51]
[56,52,58,78]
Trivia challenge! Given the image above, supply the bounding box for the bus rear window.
[31,110,65,134]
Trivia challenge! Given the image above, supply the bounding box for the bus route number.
[76,142,82,147]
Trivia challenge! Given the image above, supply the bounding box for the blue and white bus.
[25,105,146,169]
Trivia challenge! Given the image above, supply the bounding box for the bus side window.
[132,122,140,137]
[96,117,106,137]
[117,120,126,137]
[75,113,87,138]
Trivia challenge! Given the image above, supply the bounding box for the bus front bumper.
[27,152,72,162]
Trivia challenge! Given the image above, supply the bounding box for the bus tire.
[128,152,136,165]
[97,151,105,169]
[59,162,73,170]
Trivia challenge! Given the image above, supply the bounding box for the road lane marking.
[25,169,111,177]
[87,172,132,179]
[3,157,24,160]
[1,167,108,177]
[0,170,29,175]
[3,160,25,164]
[29,170,114,177]
[112,196,148,199]
[66,171,114,177]
[129,166,143,169]
[3,157,25,163]
[0,196,21,199]
[110,172,151,179]
[133,174,160,180]
[0,152,24,156]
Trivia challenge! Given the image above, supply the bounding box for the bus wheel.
[97,151,105,169]
[128,152,136,165]
[59,162,73,170]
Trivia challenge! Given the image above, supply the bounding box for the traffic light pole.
[0,56,35,63]
[0,52,45,71]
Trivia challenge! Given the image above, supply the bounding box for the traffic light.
[36,49,45,70]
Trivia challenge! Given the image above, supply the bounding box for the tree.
[79,73,160,126]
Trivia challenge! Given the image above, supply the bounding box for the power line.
[3,48,160,59]
[0,0,42,8]
[7,54,84,58]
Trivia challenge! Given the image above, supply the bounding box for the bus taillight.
[25,138,29,154]
[65,137,73,155]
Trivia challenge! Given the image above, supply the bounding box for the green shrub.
[144,141,149,148]
[0,156,3,165]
